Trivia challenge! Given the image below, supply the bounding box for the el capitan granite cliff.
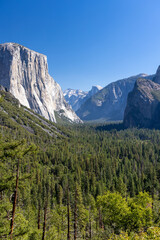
[0,43,81,123]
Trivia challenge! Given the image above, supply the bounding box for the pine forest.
[1,91,160,239]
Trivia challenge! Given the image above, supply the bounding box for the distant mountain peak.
[64,86,102,112]
[92,85,103,90]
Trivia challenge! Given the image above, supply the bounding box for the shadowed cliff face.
[0,43,81,123]
[123,78,160,128]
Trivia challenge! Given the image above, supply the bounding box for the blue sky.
[1,0,160,91]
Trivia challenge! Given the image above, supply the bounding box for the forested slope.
[1,90,160,239]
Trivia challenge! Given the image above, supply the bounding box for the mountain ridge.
[76,74,154,122]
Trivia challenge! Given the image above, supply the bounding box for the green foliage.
[1,92,160,238]
[109,227,160,239]
[97,192,129,232]
[127,192,153,232]
[75,183,89,238]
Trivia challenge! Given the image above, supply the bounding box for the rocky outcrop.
[153,65,160,84]
[123,78,160,128]
[64,85,102,112]
[0,43,81,123]
[76,74,153,122]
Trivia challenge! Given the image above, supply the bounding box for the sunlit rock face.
[0,43,81,123]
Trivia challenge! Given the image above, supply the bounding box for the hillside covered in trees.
[1,90,160,239]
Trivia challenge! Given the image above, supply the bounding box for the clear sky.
[1,0,160,91]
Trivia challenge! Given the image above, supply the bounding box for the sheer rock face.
[0,43,81,123]
[124,78,160,128]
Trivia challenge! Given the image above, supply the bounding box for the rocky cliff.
[0,43,81,123]
[123,78,160,128]
[76,74,152,122]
